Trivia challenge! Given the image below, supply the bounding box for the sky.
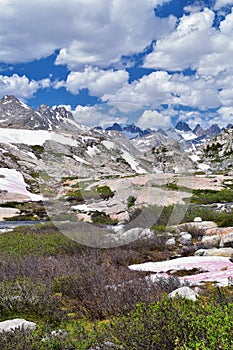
[0,0,233,130]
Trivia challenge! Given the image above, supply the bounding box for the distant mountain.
[193,124,205,137]
[175,121,192,132]
[204,123,221,138]
[0,95,84,132]
[105,123,152,139]
[106,123,122,132]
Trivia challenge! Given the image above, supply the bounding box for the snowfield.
[0,128,77,147]
[0,168,42,201]
[129,256,233,287]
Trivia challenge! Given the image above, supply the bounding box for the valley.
[0,95,232,349]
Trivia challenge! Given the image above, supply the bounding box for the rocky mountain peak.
[37,104,74,123]
[106,123,122,132]
[205,123,221,137]
[0,95,84,131]
[193,124,205,137]
[0,95,46,129]
[175,121,192,132]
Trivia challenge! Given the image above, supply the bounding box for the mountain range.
[0,94,231,225]
[103,120,225,141]
[0,95,230,143]
[0,95,231,190]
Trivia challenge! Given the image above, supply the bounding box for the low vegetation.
[190,188,233,204]
[0,178,232,349]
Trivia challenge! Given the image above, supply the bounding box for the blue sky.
[0,0,233,129]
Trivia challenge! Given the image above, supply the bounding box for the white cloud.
[103,71,172,109]
[214,0,233,10]
[0,0,175,67]
[217,106,233,126]
[103,70,221,111]
[136,110,172,129]
[58,104,127,128]
[143,7,233,81]
[61,66,129,97]
[0,74,50,99]
[143,8,215,71]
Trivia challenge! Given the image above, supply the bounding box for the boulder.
[0,319,36,333]
[175,221,217,233]
[220,232,233,247]
[169,287,198,301]
[166,238,176,247]
[194,217,202,222]
[178,232,192,245]
[195,248,233,258]
[201,235,221,247]
[76,213,92,222]
[205,227,233,236]
[140,228,154,239]
[110,211,130,224]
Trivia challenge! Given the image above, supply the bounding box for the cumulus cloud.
[214,0,233,9]
[103,70,221,111]
[136,110,172,129]
[59,66,129,97]
[57,104,127,128]
[143,7,233,80]
[143,8,215,71]
[216,106,233,126]
[0,74,50,99]
[0,0,175,67]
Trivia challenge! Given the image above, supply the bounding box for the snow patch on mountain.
[102,141,115,150]
[175,129,197,141]
[0,128,77,147]
[121,150,146,174]
[73,155,90,165]
[0,168,42,201]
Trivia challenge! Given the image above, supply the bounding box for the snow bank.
[0,168,42,201]
[0,128,76,147]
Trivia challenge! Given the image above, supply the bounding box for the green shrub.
[91,211,118,225]
[190,188,233,204]
[127,195,137,208]
[0,278,63,323]
[101,296,233,350]
[96,185,114,200]
[0,224,80,257]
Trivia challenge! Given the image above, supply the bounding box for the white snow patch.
[189,154,200,162]
[20,101,31,110]
[0,168,42,201]
[23,151,38,160]
[102,141,115,150]
[86,146,99,157]
[0,128,77,147]
[176,130,197,141]
[121,150,146,174]
[198,163,210,171]
[73,155,90,165]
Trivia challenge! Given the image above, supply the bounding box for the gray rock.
[194,217,202,222]
[220,232,233,247]
[0,319,36,333]
[140,228,154,239]
[195,248,233,258]
[201,235,221,247]
[178,232,192,245]
[169,287,198,301]
[166,238,176,247]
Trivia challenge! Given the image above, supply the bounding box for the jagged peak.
[175,121,192,132]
